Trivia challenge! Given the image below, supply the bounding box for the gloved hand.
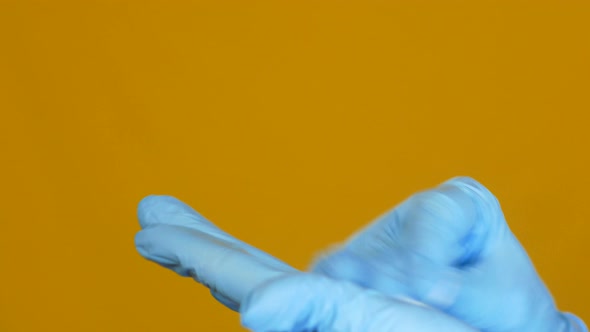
[134,177,587,332]
[310,177,586,332]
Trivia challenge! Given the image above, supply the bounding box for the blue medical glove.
[135,195,478,331]
[311,177,587,332]
[134,195,296,310]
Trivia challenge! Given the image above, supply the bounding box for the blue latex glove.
[134,177,586,332]
[135,195,477,331]
[134,195,296,311]
[310,177,586,332]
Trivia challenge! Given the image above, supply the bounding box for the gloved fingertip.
[442,177,501,213]
[439,176,505,258]
[137,194,210,229]
[443,176,483,188]
[137,195,171,228]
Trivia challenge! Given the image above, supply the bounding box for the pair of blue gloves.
[135,177,586,332]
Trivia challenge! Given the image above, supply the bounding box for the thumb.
[312,177,503,307]
[240,274,478,332]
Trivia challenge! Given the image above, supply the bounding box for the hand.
[310,177,586,332]
[134,177,586,332]
[135,195,477,331]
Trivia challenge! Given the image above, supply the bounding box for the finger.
[309,179,583,332]
[135,195,297,310]
[137,195,295,273]
[311,177,505,307]
[240,274,479,332]
[135,225,295,310]
[349,176,504,265]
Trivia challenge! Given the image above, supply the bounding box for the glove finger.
[240,273,479,332]
[138,195,217,230]
[137,195,295,273]
[311,177,505,307]
[309,179,586,332]
[352,176,504,266]
[135,195,297,309]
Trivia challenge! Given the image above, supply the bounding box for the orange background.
[0,1,588,331]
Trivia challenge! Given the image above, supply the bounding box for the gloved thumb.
[240,273,479,332]
[311,176,500,307]
[310,177,583,332]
